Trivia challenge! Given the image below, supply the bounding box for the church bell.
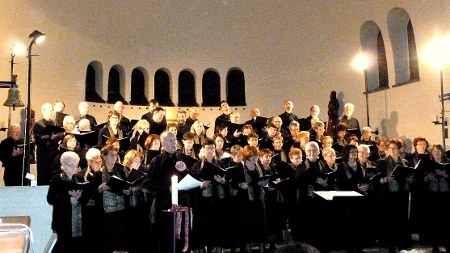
[3,85,25,110]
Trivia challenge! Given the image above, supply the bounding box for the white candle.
[171,175,178,205]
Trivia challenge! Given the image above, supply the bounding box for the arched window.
[107,65,127,104]
[226,68,246,106]
[202,69,221,107]
[130,68,148,105]
[360,21,389,91]
[154,68,174,106]
[85,61,105,103]
[178,69,197,107]
[387,7,419,85]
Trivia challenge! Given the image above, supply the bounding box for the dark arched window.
[387,7,419,85]
[178,70,197,107]
[85,61,105,103]
[154,69,174,106]
[202,69,220,107]
[107,66,127,104]
[226,68,246,106]
[360,21,389,91]
[130,68,148,105]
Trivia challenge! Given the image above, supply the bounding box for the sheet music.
[178,174,202,191]
[313,191,363,201]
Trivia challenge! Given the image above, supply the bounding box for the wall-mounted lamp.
[352,53,371,127]
[421,33,450,148]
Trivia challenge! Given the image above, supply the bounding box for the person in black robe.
[33,103,60,185]
[142,131,207,253]
[0,124,27,186]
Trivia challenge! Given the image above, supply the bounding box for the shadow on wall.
[380,111,412,152]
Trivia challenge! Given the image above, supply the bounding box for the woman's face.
[259,153,272,167]
[215,137,224,150]
[62,158,79,177]
[273,139,283,150]
[290,154,303,166]
[245,155,259,170]
[103,150,118,167]
[168,127,177,136]
[66,138,77,150]
[322,139,332,149]
[109,114,119,125]
[316,126,325,137]
[358,147,369,163]
[130,156,142,170]
[338,130,346,139]
[378,141,386,152]
[195,123,204,135]
[65,120,76,132]
[305,145,319,162]
[432,147,443,161]
[220,127,228,136]
[415,141,427,154]
[88,155,103,172]
[387,143,400,159]
[151,139,161,150]
[323,152,336,166]
[204,144,215,160]
[348,148,358,162]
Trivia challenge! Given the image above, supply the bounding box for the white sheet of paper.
[178,174,202,191]
[313,191,363,201]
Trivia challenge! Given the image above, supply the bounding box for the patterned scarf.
[244,162,264,201]
[101,166,125,213]
[200,159,225,199]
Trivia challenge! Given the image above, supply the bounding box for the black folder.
[360,171,383,184]
[102,135,130,152]
[137,131,149,149]
[94,122,107,131]
[127,169,147,184]
[198,161,227,181]
[120,119,139,134]
[417,158,450,175]
[59,180,90,191]
[106,175,133,190]
[41,125,65,136]
[73,131,98,148]
[392,165,415,180]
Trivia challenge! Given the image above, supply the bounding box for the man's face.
[259,153,271,166]
[220,102,230,114]
[162,133,177,153]
[267,127,278,137]
[284,101,293,113]
[362,131,371,141]
[153,110,166,123]
[310,106,320,117]
[78,102,89,115]
[53,102,64,113]
[190,108,199,119]
[272,117,282,129]
[230,113,240,123]
[177,113,187,123]
[250,108,260,119]
[344,106,354,117]
[9,126,21,140]
[149,102,158,112]
[42,104,53,119]
[114,102,125,115]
